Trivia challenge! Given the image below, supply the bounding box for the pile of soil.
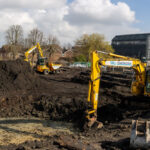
[71,70,90,84]
[0,94,88,126]
[0,59,46,93]
[34,95,88,122]
[0,64,89,128]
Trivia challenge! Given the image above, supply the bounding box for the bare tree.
[23,38,29,48]
[5,25,23,45]
[28,28,44,46]
[47,34,60,45]
[47,34,53,45]
[52,36,60,45]
[44,34,61,59]
[65,43,72,50]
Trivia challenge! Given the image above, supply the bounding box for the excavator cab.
[36,57,50,75]
[37,57,47,66]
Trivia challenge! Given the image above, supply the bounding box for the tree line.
[5,24,114,62]
[5,25,60,48]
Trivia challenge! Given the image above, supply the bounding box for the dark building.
[112,33,150,62]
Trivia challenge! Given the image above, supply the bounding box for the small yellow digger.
[86,50,150,148]
[24,43,62,75]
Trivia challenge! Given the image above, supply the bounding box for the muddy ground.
[0,60,150,149]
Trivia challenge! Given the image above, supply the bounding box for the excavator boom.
[87,51,146,121]
[24,46,37,62]
[24,42,44,64]
[86,51,103,128]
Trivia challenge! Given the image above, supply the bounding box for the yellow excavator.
[24,43,62,75]
[86,50,150,148]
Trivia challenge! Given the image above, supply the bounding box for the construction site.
[0,0,149,148]
[0,38,150,150]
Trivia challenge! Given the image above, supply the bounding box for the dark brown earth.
[0,60,150,149]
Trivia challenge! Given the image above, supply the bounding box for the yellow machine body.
[24,43,62,74]
[36,64,49,73]
[87,50,150,125]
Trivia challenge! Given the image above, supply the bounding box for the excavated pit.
[0,60,150,149]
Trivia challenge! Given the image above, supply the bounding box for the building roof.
[112,33,150,42]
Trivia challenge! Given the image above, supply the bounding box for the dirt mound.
[34,95,88,122]
[0,63,89,128]
[71,70,90,84]
[0,59,46,93]
[0,94,88,125]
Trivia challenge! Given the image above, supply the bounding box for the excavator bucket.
[83,111,103,130]
[130,120,150,149]
[86,117,103,129]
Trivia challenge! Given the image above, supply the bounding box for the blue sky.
[67,0,74,3]
[109,0,150,32]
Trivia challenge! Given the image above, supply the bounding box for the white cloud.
[64,0,139,43]
[65,0,135,25]
[0,9,35,32]
[0,0,140,46]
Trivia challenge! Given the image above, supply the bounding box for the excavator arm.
[24,43,44,64]
[86,51,102,128]
[86,50,147,128]
[24,45,37,62]
[36,43,44,58]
